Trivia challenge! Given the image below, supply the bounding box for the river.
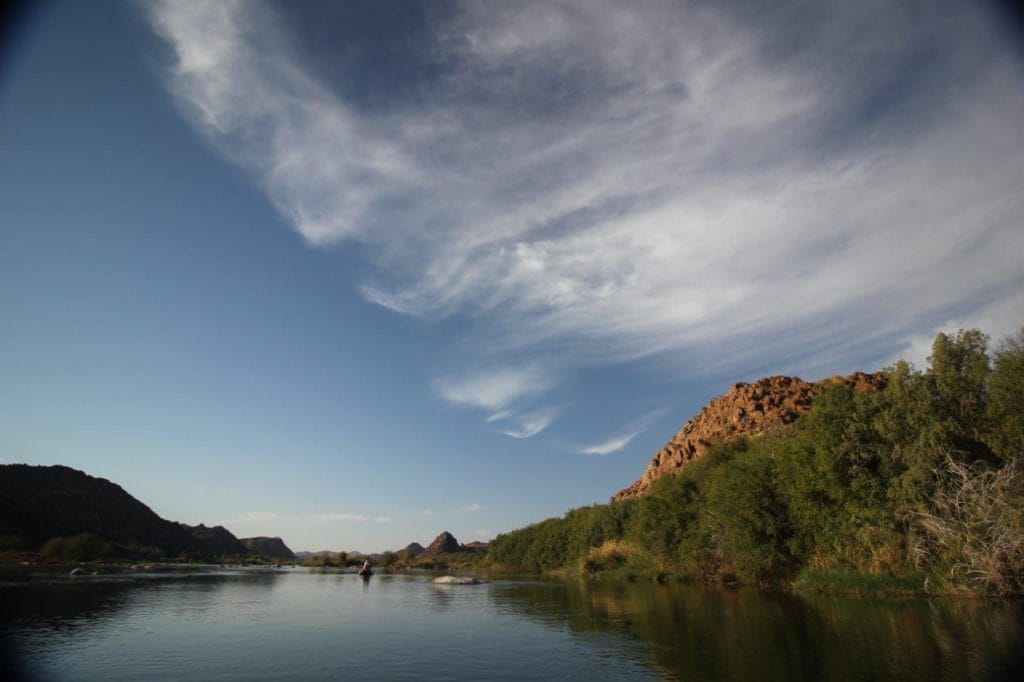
[2,568,1022,680]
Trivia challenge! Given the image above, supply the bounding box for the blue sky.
[2,0,1022,552]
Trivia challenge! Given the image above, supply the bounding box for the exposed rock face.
[461,541,489,552]
[0,464,278,558]
[241,536,295,559]
[422,531,462,555]
[612,372,887,502]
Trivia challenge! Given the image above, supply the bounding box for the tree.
[986,327,1024,461]
[928,329,990,432]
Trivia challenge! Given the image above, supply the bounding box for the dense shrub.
[39,533,115,562]
[486,326,1024,594]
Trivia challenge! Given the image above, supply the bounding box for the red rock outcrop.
[611,372,887,502]
[422,531,463,555]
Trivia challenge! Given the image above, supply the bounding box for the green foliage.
[791,566,923,595]
[986,327,1024,461]
[486,325,1024,594]
[929,329,990,431]
[39,533,116,562]
[301,553,347,568]
[702,447,793,583]
[0,534,31,551]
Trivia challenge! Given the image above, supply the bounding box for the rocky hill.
[0,464,274,558]
[612,372,887,501]
[241,536,295,559]
[398,542,425,557]
[421,531,462,555]
[186,524,247,555]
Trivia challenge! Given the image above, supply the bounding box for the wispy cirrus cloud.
[435,365,555,412]
[887,291,1024,370]
[577,408,668,455]
[225,510,282,524]
[227,511,390,525]
[459,503,482,513]
[149,0,1024,400]
[495,406,560,439]
[578,432,643,456]
[434,365,560,435]
[147,0,416,247]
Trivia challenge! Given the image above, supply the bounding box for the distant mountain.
[187,523,246,555]
[240,536,295,559]
[0,464,279,559]
[295,550,340,559]
[398,542,424,557]
[422,531,462,555]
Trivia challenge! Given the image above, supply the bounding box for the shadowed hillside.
[0,464,259,560]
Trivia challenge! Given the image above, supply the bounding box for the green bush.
[39,533,115,562]
[485,326,1024,593]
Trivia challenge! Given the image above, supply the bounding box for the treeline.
[303,550,487,571]
[488,328,1024,595]
[0,531,285,565]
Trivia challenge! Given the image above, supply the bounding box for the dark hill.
[0,464,255,558]
[241,536,295,559]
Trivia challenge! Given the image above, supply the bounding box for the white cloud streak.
[496,406,559,439]
[227,511,389,525]
[308,513,370,524]
[888,290,1024,370]
[225,511,281,524]
[576,408,667,455]
[149,0,1024,389]
[435,365,555,411]
[578,432,643,456]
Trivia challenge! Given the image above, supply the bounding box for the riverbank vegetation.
[0,532,287,568]
[300,549,487,571]
[487,328,1024,596]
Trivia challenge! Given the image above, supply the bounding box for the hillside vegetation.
[488,328,1024,595]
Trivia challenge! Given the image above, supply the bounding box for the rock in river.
[432,576,481,585]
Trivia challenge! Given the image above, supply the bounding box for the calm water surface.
[2,568,1022,680]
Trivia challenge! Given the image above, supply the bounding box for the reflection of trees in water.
[490,580,1024,681]
[2,571,286,678]
[1,572,284,636]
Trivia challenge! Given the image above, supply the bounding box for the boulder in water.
[432,575,481,585]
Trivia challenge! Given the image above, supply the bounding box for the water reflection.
[491,579,1024,681]
[3,571,1022,681]
[0,570,285,680]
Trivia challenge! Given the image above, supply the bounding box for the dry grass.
[916,453,1024,595]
